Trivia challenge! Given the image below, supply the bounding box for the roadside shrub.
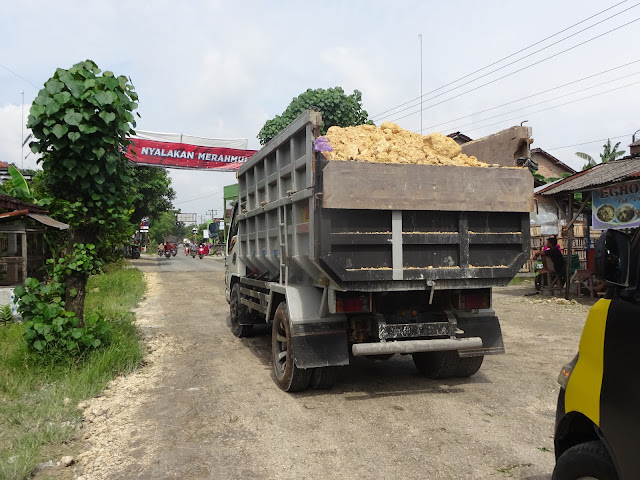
[14,278,110,361]
[0,304,13,326]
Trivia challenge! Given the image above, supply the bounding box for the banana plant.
[0,165,34,203]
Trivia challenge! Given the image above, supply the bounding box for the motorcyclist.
[157,242,164,255]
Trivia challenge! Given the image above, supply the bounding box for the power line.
[372,0,634,120]
[384,15,640,128]
[372,2,639,122]
[546,134,633,151]
[423,59,640,131]
[0,63,39,89]
[437,71,640,133]
[173,186,223,205]
[448,80,640,134]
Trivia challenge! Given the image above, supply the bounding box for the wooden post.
[21,232,27,284]
[565,194,574,300]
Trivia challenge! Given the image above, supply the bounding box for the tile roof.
[537,154,640,196]
[0,193,47,213]
[530,148,576,173]
[446,131,473,143]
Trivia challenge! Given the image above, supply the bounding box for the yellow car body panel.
[564,298,611,427]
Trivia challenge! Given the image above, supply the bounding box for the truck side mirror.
[595,229,631,287]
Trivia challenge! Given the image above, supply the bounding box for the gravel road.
[61,255,595,480]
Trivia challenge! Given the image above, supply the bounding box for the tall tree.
[130,166,175,225]
[576,138,626,170]
[258,87,372,145]
[27,60,139,320]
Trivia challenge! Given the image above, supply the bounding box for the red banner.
[126,138,256,171]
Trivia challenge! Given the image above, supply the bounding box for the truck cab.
[553,228,640,480]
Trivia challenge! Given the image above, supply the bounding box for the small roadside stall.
[535,155,640,298]
[0,194,69,287]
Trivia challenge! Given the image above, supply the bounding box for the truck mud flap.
[456,315,504,357]
[291,322,349,369]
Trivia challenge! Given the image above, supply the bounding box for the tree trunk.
[64,227,96,325]
[65,270,88,322]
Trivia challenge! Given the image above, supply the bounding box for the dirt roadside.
[42,268,594,480]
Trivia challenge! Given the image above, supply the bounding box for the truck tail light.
[460,290,491,310]
[336,295,369,313]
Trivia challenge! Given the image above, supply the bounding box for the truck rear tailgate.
[316,160,533,289]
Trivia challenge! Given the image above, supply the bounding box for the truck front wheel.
[230,284,252,338]
[412,351,459,379]
[272,302,312,392]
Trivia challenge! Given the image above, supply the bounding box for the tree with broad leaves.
[130,166,176,226]
[257,87,372,145]
[27,60,139,321]
[576,138,626,170]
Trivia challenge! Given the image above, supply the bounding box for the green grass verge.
[0,261,146,480]
[509,276,534,285]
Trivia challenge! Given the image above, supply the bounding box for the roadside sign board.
[177,213,197,224]
[592,180,640,230]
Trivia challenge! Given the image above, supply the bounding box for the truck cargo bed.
[236,110,532,291]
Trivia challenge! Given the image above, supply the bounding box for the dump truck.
[225,110,534,392]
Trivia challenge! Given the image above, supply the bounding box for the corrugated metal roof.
[26,213,69,230]
[537,155,640,196]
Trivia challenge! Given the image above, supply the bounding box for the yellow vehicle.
[553,228,639,480]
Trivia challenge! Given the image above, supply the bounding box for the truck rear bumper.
[351,337,483,356]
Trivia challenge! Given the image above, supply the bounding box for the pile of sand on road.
[322,122,489,167]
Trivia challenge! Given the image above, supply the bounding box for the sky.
[1,0,639,223]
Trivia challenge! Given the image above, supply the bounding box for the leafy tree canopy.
[257,87,372,145]
[130,166,175,225]
[149,211,186,246]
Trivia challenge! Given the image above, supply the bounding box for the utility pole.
[418,34,423,134]
[21,90,24,169]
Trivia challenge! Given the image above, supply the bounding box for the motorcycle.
[164,249,171,258]
[131,244,140,259]
[185,245,190,255]
[198,246,205,259]
[534,258,543,291]
[171,246,177,256]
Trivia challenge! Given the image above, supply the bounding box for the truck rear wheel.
[230,284,252,338]
[272,302,312,392]
[310,367,337,389]
[455,355,484,377]
[412,351,459,379]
